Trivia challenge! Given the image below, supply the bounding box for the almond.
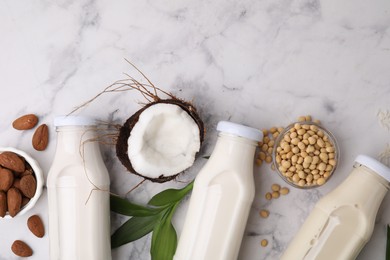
[7,188,22,217]
[0,152,25,173]
[21,197,30,207]
[12,114,39,130]
[0,168,14,191]
[11,240,33,257]
[27,215,45,238]
[12,178,21,190]
[0,191,7,217]
[21,168,33,177]
[20,175,36,199]
[32,124,49,151]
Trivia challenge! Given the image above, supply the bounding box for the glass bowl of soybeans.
[272,121,339,189]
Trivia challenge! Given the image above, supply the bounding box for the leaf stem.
[182,180,194,194]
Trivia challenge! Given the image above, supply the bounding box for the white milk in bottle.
[47,116,111,260]
[281,155,390,260]
[174,121,263,260]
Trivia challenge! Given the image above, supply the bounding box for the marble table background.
[1,0,390,259]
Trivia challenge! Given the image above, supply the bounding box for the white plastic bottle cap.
[355,155,390,182]
[217,121,263,141]
[54,115,96,127]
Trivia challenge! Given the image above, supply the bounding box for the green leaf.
[111,195,161,217]
[386,225,390,260]
[150,208,178,260]
[110,181,194,252]
[111,213,162,248]
[148,181,194,207]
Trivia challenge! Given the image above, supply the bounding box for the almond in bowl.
[0,147,44,218]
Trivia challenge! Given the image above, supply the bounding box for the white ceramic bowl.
[0,147,44,218]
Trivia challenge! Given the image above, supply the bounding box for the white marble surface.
[1,0,390,259]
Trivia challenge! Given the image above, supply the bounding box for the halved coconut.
[116,99,204,183]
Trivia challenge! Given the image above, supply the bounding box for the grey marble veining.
[1,0,390,259]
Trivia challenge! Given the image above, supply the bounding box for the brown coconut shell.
[116,98,205,183]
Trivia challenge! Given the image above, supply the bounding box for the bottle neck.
[55,126,100,156]
[209,132,258,168]
[354,164,390,189]
[334,165,389,213]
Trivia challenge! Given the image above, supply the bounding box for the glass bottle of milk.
[174,121,263,260]
[282,155,390,260]
[47,116,111,260]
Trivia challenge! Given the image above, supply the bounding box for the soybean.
[280,187,290,195]
[271,184,281,191]
[260,210,270,218]
[256,126,284,167]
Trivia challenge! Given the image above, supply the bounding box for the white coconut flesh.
[127,103,201,179]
